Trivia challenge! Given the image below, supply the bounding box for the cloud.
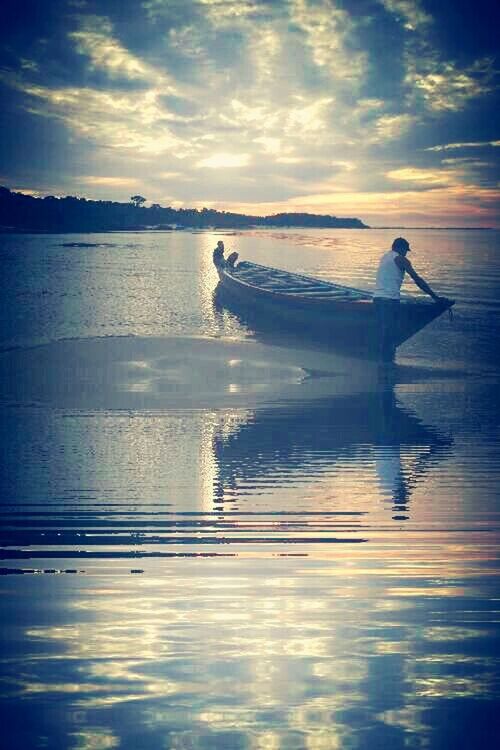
[8,187,48,198]
[71,23,150,81]
[386,167,458,185]
[69,15,175,89]
[19,58,40,73]
[158,94,200,117]
[204,182,500,226]
[196,153,250,168]
[16,82,191,156]
[425,140,500,152]
[0,2,408,168]
[406,58,496,111]
[0,0,498,225]
[379,0,432,31]
[441,158,491,166]
[0,14,202,162]
[253,137,282,156]
[285,96,335,135]
[290,0,367,85]
[371,113,417,142]
[80,176,141,187]
[197,0,272,24]
[379,1,498,114]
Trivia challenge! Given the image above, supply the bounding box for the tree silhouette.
[130,195,146,207]
[0,186,368,231]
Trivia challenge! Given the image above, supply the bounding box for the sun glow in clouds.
[0,0,498,225]
[197,153,251,169]
[386,167,457,185]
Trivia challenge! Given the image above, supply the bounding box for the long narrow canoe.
[215,259,454,357]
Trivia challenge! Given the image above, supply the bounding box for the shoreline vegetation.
[0,186,368,233]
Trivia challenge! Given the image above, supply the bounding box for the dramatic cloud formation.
[1,0,499,225]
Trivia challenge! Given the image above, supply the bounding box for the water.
[0,228,499,749]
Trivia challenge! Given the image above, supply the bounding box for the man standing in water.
[373,237,444,362]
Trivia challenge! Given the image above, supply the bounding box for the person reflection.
[374,386,450,519]
[375,387,411,518]
[212,386,451,521]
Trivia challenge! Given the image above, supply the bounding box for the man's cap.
[392,237,410,253]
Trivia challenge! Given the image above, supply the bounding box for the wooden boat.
[214,258,454,358]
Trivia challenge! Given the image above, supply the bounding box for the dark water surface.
[0,229,499,749]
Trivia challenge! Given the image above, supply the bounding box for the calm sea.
[0,228,499,749]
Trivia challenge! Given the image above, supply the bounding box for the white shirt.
[374,250,405,299]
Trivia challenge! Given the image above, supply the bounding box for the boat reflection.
[212,388,452,522]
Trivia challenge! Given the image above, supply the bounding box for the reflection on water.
[1,229,500,748]
[0,388,453,566]
[1,554,499,749]
[1,382,499,748]
[213,391,451,523]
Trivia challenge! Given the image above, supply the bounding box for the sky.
[1,0,499,226]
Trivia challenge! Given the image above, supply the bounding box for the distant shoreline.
[0,225,495,234]
[0,226,368,234]
[1,187,496,233]
[371,226,495,231]
[0,186,368,232]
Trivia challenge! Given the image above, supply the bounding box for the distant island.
[0,186,368,233]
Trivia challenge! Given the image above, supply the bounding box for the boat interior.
[229,261,372,301]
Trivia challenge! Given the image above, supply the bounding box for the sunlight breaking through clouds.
[0,0,498,225]
[81,176,141,188]
[386,167,459,185]
[17,82,193,156]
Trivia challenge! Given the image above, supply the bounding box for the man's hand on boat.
[434,295,454,307]
[391,240,451,306]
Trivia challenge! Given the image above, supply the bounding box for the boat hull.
[215,262,454,358]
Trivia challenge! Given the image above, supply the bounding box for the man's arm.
[395,255,440,301]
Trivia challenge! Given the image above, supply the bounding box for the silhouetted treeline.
[263,212,366,228]
[0,186,368,232]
